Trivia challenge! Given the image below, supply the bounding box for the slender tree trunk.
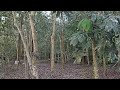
[66,42,69,62]
[51,12,57,72]
[16,35,19,62]
[92,38,99,79]
[60,33,64,70]
[16,34,21,69]
[24,25,29,79]
[87,48,90,65]
[19,34,22,61]
[112,49,120,67]
[103,56,106,77]
[55,53,56,63]
[103,42,106,77]
[64,53,67,63]
[45,42,47,60]
[58,53,60,62]
[61,30,65,70]
[24,51,29,79]
[1,56,5,78]
[29,11,39,79]
[12,11,38,79]
[28,28,32,57]
[60,15,65,70]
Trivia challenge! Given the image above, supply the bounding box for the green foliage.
[77,18,93,32]
[0,11,120,65]
[69,32,87,47]
[69,33,78,46]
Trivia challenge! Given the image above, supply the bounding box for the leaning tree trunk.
[12,11,38,79]
[51,12,57,72]
[92,38,99,79]
[29,11,39,79]
[16,13,26,70]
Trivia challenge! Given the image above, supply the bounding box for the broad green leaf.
[77,18,93,32]
[77,19,84,30]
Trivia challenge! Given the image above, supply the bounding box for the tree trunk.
[103,56,106,77]
[87,48,90,65]
[16,35,19,62]
[12,11,38,79]
[51,12,57,72]
[24,24,29,79]
[28,28,32,57]
[66,42,69,62]
[58,53,60,62]
[29,11,39,79]
[16,34,21,69]
[24,51,29,79]
[60,15,65,70]
[1,56,5,78]
[112,49,120,67]
[45,42,47,60]
[61,30,65,70]
[92,38,99,79]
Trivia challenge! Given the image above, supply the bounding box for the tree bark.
[66,42,69,62]
[61,29,65,70]
[29,11,39,79]
[51,12,57,72]
[60,15,65,70]
[103,56,106,77]
[12,11,38,79]
[92,38,99,79]
[24,24,29,79]
[86,48,90,65]
[24,51,29,79]
[16,34,21,69]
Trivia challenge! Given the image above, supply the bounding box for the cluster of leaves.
[69,12,120,63]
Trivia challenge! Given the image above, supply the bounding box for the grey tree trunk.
[29,11,39,79]
[51,12,57,72]
[92,38,99,79]
[86,48,90,65]
[103,56,106,77]
[12,11,38,79]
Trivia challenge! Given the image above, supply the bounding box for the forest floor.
[0,61,120,79]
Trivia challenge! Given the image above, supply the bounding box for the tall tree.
[50,11,71,71]
[60,14,65,70]
[71,14,99,79]
[12,11,39,79]
[28,11,39,78]
[91,36,99,79]
[51,11,57,72]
